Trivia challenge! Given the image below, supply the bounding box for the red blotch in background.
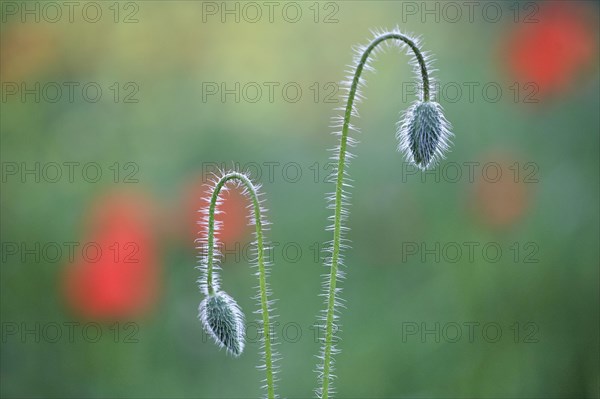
[0,24,59,81]
[502,2,597,98]
[64,191,160,320]
[471,152,532,229]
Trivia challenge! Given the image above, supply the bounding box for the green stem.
[206,172,275,399]
[320,33,430,398]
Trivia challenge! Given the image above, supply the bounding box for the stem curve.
[205,171,275,399]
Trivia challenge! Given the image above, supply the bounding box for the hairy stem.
[206,172,274,399]
[320,33,430,398]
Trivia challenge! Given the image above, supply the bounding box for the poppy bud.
[398,100,452,169]
[199,290,245,357]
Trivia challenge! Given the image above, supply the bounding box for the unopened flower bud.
[398,100,452,169]
[199,290,245,357]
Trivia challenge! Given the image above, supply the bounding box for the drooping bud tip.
[199,290,245,357]
[397,100,452,170]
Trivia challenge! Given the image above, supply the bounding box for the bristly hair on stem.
[316,27,453,398]
[196,170,280,399]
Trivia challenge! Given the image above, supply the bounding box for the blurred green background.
[1,1,599,398]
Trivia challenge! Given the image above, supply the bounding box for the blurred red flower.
[503,2,597,98]
[64,191,160,320]
[0,24,59,81]
[181,173,250,252]
[471,152,532,229]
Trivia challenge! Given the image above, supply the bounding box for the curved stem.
[320,33,430,398]
[206,172,274,399]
